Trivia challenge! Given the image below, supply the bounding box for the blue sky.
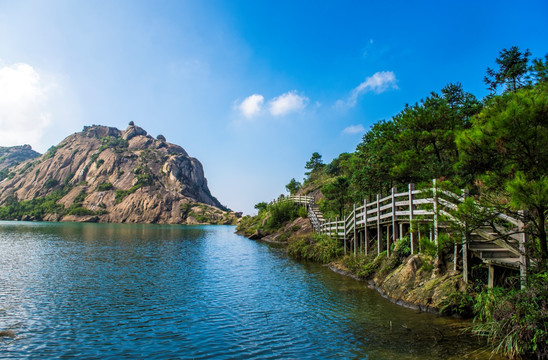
[0,0,546,214]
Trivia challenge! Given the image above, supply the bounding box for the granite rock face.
[0,145,40,172]
[0,125,239,224]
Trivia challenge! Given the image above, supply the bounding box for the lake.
[0,221,492,359]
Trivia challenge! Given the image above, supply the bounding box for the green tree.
[457,84,548,261]
[254,202,268,213]
[321,176,350,218]
[484,46,532,93]
[285,178,302,195]
[305,152,324,175]
[532,54,548,84]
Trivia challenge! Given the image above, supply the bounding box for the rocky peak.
[0,124,238,224]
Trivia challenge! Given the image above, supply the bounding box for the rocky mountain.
[0,145,40,177]
[0,124,240,224]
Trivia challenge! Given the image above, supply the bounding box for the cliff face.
[0,145,40,173]
[0,125,239,224]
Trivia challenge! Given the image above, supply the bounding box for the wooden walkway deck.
[279,180,530,289]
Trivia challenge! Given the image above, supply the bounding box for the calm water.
[0,221,492,359]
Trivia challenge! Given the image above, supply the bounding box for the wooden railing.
[276,179,530,288]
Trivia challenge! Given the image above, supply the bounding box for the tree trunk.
[537,207,548,263]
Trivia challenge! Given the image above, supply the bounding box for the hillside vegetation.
[0,124,240,225]
[238,47,548,359]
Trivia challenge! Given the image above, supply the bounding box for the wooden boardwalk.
[280,179,530,289]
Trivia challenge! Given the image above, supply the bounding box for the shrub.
[74,191,87,203]
[96,182,114,191]
[288,234,343,263]
[115,185,140,203]
[472,275,548,359]
[66,206,95,216]
[394,236,411,259]
[265,201,300,231]
[438,291,474,317]
[341,251,387,279]
[297,206,308,218]
[44,178,59,189]
[419,235,437,257]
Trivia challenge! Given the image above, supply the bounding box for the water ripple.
[0,222,494,359]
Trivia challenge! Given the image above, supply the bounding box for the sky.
[0,0,546,214]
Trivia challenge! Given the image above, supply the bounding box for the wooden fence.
[275,179,530,288]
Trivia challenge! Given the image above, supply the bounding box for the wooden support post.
[488,264,495,289]
[377,194,382,256]
[453,242,458,272]
[329,218,332,240]
[364,198,368,255]
[353,204,357,256]
[432,179,439,248]
[408,183,415,254]
[386,225,391,257]
[338,217,344,255]
[518,210,529,290]
[392,187,398,246]
[462,189,469,284]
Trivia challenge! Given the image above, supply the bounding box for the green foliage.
[254,202,268,213]
[484,46,532,93]
[181,202,192,218]
[18,161,35,174]
[532,54,548,84]
[265,201,301,231]
[377,251,402,279]
[287,233,343,263]
[305,152,324,176]
[457,84,548,259]
[472,276,548,359]
[44,178,59,189]
[0,188,68,220]
[297,206,308,218]
[419,236,437,257]
[351,82,481,199]
[74,191,86,203]
[341,251,386,279]
[99,136,129,152]
[96,182,114,191]
[43,145,59,160]
[285,178,301,195]
[393,236,411,259]
[438,291,474,317]
[0,168,9,182]
[320,176,349,218]
[66,205,96,216]
[133,166,154,187]
[115,185,141,203]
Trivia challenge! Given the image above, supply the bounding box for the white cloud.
[268,91,308,116]
[0,63,54,150]
[342,124,365,135]
[342,71,398,108]
[238,94,264,118]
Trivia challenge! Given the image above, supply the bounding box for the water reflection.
[0,221,494,359]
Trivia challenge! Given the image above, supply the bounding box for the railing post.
[377,194,382,256]
[462,189,469,284]
[391,187,398,245]
[364,198,368,255]
[408,183,415,254]
[518,210,529,290]
[432,179,439,249]
[353,203,357,256]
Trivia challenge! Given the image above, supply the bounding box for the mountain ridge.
[0,124,240,224]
